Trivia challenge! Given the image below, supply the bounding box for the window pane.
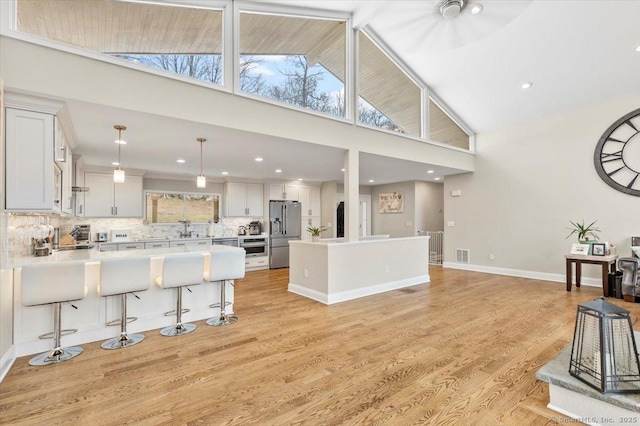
[239,12,346,118]
[185,194,219,223]
[358,32,421,137]
[17,0,223,85]
[146,193,184,224]
[429,99,470,150]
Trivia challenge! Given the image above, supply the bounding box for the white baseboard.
[0,345,16,383]
[289,275,431,305]
[442,262,603,288]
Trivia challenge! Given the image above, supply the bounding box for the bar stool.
[21,262,86,366]
[99,257,151,349]
[203,248,245,326]
[156,253,204,336]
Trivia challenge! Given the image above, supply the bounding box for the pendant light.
[113,125,127,183]
[197,137,207,188]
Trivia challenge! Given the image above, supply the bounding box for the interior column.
[344,149,360,242]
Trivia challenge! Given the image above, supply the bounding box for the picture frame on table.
[570,243,590,255]
[591,243,606,256]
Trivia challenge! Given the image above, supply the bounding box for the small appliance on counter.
[32,238,50,257]
[95,232,108,242]
[73,224,91,242]
[249,221,262,235]
[238,226,247,236]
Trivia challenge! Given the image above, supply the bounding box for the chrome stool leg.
[29,302,83,366]
[207,280,238,326]
[102,293,145,350]
[161,287,197,336]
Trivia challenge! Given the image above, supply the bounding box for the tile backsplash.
[5,214,265,259]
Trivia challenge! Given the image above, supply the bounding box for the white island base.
[288,236,430,305]
[8,246,241,361]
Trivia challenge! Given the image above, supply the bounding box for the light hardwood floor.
[1,267,638,425]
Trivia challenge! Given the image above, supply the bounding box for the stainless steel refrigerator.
[269,200,301,269]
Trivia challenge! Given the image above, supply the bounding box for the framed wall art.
[378,192,404,213]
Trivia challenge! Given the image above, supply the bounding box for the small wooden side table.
[565,254,619,297]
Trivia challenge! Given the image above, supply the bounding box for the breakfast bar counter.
[6,245,245,360]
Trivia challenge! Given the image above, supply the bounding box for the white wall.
[444,92,640,281]
[371,181,417,238]
[415,181,444,232]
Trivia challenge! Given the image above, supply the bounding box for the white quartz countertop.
[8,244,244,268]
[99,235,268,244]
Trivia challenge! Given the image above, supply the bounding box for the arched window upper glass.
[238,11,347,118]
[358,32,422,137]
[16,0,224,86]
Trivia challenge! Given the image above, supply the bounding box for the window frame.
[144,190,221,225]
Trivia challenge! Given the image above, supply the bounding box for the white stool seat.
[21,262,86,366]
[203,247,245,326]
[156,253,205,289]
[99,257,151,349]
[100,257,151,296]
[22,262,85,306]
[157,253,204,336]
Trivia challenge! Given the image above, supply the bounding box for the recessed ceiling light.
[341,168,345,172]
[255,157,263,162]
[176,159,185,163]
[368,179,375,183]
[114,140,127,145]
[521,82,533,90]
[298,178,303,181]
[434,177,441,181]
[275,169,282,173]
[470,4,483,15]
[636,44,640,52]
[221,171,229,175]
[427,170,434,174]
[111,161,120,166]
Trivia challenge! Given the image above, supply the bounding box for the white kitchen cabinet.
[83,172,143,218]
[299,186,321,216]
[169,240,210,248]
[4,108,57,211]
[225,182,263,217]
[145,241,170,249]
[269,183,299,201]
[57,119,74,216]
[118,242,145,251]
[245,256,269,271]
[73,156,85,217]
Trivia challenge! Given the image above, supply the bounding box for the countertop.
[7,244,244,268]
[99,235,268,245]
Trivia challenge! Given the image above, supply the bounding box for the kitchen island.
[289,236,430,305]
[2,245,245,379]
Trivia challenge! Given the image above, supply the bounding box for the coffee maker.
[249,221,262,235]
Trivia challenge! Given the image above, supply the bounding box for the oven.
[240,237,268,257]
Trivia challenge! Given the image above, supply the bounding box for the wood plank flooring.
[2,267,639,425]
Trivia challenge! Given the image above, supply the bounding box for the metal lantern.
[569,297,640,393]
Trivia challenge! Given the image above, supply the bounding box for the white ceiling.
[59,0,640,185]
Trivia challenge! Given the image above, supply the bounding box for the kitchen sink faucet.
[178,220,192,238]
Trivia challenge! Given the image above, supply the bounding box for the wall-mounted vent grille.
[455,248,470,264]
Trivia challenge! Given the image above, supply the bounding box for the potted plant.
[566,220,600,242]
[307,225,326,242]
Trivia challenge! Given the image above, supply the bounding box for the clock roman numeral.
[606,137,627,144]
[628,173,640,189]
[625,119,638,132]
[606,166,626,177]
[601,150,623,163]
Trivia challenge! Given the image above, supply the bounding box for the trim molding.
[0,345,16,383]
[442,262,603,288]
[289,274,431,305]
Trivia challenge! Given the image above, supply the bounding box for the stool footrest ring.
[38,328,77,339]
[163,308,190,317]
[106,316,137,327]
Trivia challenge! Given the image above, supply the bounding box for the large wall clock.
[593,108,640,197]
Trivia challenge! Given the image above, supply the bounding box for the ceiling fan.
[369,0,532,53]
